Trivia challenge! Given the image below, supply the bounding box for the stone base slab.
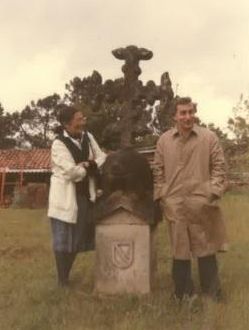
[95,218,152,294]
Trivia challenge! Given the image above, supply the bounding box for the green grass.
[0,193,249,330]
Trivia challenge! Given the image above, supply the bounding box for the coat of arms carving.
[112,240,134,269]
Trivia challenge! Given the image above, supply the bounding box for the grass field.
[0,193,249,330]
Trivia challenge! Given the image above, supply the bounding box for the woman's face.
[64,111,87,137]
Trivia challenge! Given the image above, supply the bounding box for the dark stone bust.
[95,148,157,225]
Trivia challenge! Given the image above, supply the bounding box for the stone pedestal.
[95,210,153,294]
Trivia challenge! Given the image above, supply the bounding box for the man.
[153,97,228,302]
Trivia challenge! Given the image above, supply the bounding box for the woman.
[48,105,106,286]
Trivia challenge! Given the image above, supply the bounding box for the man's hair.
[173,97,197,114]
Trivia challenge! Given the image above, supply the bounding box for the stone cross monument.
[94,148,158,294]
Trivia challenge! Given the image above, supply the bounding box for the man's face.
[65,111,87,137]
[174,102,196,133]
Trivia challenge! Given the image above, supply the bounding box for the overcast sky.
[1,0,249,128]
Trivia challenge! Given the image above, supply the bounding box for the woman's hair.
[53,105,80,135]
[56,104,79,126]
[53,104,79,135]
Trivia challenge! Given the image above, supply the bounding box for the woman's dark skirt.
[50,195,94,253]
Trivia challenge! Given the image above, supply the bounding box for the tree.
[0,103,16,149]
[152,72,175,134]
[15,94,61,148]
[64,69,174,150]
[1,47,176,150]
[227,94,249,155]
[64,71,116,147]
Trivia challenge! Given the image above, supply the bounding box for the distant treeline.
[1,71,249,169]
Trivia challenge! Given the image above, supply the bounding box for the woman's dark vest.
[57,133,90,198]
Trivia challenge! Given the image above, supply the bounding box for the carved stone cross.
[111,45,172,147]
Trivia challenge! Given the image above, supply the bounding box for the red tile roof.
[0,149,51,173]
[0,146,156,173]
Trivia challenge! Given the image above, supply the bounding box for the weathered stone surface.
[95,147,158,225]
[95,210,153,294]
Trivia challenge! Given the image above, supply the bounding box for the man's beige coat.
[153,125,228,259]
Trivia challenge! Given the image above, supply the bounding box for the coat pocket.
[49,176,76,212]
[184,193,222,225]
[184,195,209,224]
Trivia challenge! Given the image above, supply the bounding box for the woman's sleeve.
[51,139,87,182]
[88,134,107,167]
